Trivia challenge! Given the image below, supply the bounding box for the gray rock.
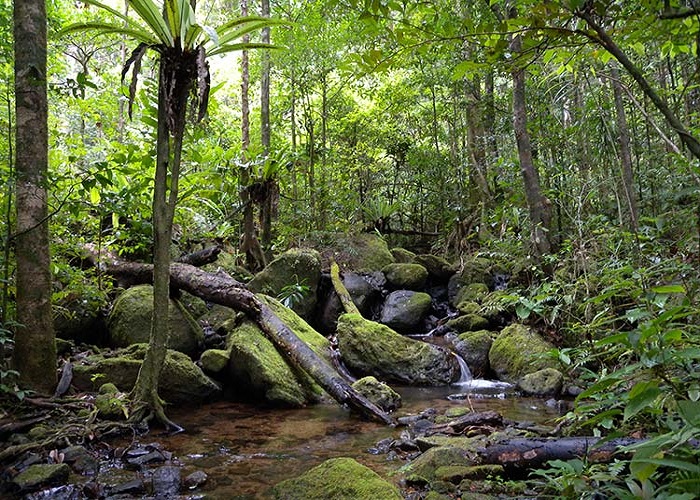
[380,290,432,334]
[352,376,402,412]
[382,263,429,290]
[517,368,564,397]
[151,465,181,498]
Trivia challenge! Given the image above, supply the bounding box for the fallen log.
[83,247,396,426]
[479,436,639,471]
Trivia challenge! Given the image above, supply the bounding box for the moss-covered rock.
[390,247,416,263]
[12,464,71,491]
[202,250,254,282]
[95,383,128,420]
[455,300,481,315]
[72,344,221,404]
[200,304,238,331]
[489,324,558,383]
[455,282,490,305]
[352,376,401,412]
[414,254,456,281]
[517,368,564,397]
[379,290,432,334]
[248,248,322,319]
[222,295,331,406]
[308,232,395,272]
[435,464,504,483]
[199,348,230,375]
[107,285,203,355]
[450,330,493,378]
[382,263,429,290]
[337,313,458,385]
[399,446,471,482]
[445,314,489,333]
[272,457,401,500]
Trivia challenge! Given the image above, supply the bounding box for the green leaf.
[89,186,101,205]
[624,381,661,420]
[677,400,700,426]
[59,22,158,45]
[650,284,686,294]
[128,0,173,45]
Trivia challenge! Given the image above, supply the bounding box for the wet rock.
[445,313,489,333]
[151,465,181,497]
[379,290,432,334]
[72,345,222,404]
[352,376,402,412]
[382,263,428,290]
[107,285,204,355]
[184,470,208,489]
[489,324,558,383]
[108,477,146,496]
[271,457,402,499]
[518,368,564,397]
[399,446,471,482]
[448,330,493,378]
[60,445,99,475]
[337,313,459,385]
[248,248,322,319]
[22,484,82,500]
[12,463,71,491]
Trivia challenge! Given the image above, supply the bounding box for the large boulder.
[336,313,459,385]
[247,248,322,319]
[213,295,331,407]
[517,368,564,397]
[72,344,221,404]
[107,285,203,355]
[304,232,395,272]
[272,457,402,500]
[488,324,558,383]
[449,330,493,378]
[379,290,432,334]
[382,263,428,290]
[390,247,416,263]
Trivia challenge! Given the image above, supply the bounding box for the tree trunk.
[239,0,265,271]
[611,64,639,232]
[260,0,273,259]
[511,34,553,263]
[12,0,56,394]
[82,248,396,426]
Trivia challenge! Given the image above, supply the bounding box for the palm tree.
[62,0,283,429]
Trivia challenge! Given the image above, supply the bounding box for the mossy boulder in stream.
[336,313,459,385]
[107,285,203,355]
[414,254,456,281]
[382,263,428,290]
[247,248,322,319]
[379,290,432,334]
[272,457,402,500]
[220,295,331,406]
[12,463,71,491]
[489,324,557,383]
[390,247,416,263]
[449,330,493,378]
[306,232,395,272]
[352,376,401,412]
[72,344,221,404]
[517,367,564,397]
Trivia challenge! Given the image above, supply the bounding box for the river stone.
[449,330,493,378]
[391,247,416,263]
[107,285,203,355]
[352,376,401,412]
[272,457,402,500]
[151,466,181,497]
[382,263,428,290]
[379,290,432,334]
[414,254,456,281]
[12,463,71,491]
[399,446,471,483]
[489,324,558,383]
[455,282,490,306]
[337,313,459,385]
[445,313,489,333]
[72,344,222,404]
[517,368,564,397]
[247,248,321,319]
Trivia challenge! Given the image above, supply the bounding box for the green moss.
[199,348,230,375]
[413,254,455,280]
[455,282,490,305]
[456,300,481,315]
[399,446,470,481]
[489,324,557,382]
[390,247,416,263]
[248,248,321,318]
[12,464,71,490]
[107,285,203,355]
[272,457,402,500]
[352,376,401,412]
[435,464,504,483]
[446,313,489,332]
[517,368,564,396]
[337,313,457,385]
[382,263,428,290]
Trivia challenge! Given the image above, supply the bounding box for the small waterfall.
[452,353,473,385]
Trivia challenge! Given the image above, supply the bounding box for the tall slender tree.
[13,0,56,393]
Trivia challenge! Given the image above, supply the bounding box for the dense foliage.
[2,0,700,496]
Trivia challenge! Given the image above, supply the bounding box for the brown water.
[144,385,561,499]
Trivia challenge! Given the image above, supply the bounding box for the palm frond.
[58,21,159,45]
[217,18,289,47]
[128,0,173,45]
[209,42,279,57]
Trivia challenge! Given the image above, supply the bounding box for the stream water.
[128,383,562,499]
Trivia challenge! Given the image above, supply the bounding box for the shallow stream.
[138,384,561,498]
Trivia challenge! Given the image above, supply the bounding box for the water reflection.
[151,386,561,498]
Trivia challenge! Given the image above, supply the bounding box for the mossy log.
[83,247,396,426]
[330,261,360,314]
